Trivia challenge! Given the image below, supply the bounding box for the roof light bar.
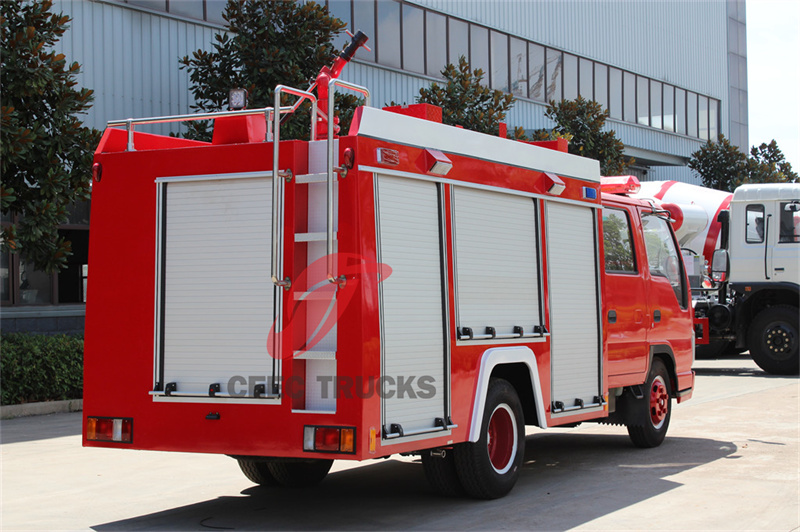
[600,175,641,194]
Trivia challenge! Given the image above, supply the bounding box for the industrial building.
[1,0,748,332]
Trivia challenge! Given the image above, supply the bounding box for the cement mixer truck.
[635,181,799,375]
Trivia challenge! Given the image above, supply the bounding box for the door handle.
[608,310,617,324]
[653,309,661,322]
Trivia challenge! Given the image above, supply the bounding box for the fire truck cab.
[83,35,694,499]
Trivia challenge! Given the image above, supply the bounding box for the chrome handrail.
[107,106,294,151]
[326,79,370,285]
[271,86,318,290]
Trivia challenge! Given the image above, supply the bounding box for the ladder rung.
[294,350,336,360]
[295,172,328,184]
[295,232,335,242]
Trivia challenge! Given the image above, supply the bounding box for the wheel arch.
[649,345,678,396]
[468,346,547,443]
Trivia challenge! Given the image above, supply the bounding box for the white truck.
[636,181,800,375]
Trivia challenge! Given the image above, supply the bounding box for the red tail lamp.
[86,416,133,443]
[303,426,356,454]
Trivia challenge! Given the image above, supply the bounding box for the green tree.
[416,56,515,136]
[1,0,100,273]
[746,140,798,185]
[179,0,360,141]
[533,96,634,176]
[688,135,748,191]
[688,135,796,192]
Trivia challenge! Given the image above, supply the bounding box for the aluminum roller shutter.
[160,176,275,396]
[453,187,541,336]
[546,202,601,409]
[376,175,446,437]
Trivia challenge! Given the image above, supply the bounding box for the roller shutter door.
[376,175,446,437]
[159,176,275,396]
[546,202,602,410]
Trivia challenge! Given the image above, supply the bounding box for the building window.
[448,18,468,65]
[490,30,509,92]
[636,75,649,126]
[376,0,401,68]
[1,208,90,307]
[687,92,699,137]
[623,71,636,123]
[608,67,622,120]
[545,48,562,102]
[663,84,675,132]
[322,0,722,142]
[579,58,593,100]
[563,53,578,101]
[676,88,687,134]
[353,0,375,61]
[425,12,447,77]
[650,80,662,129]
[510,37,527,98]
[470,24,489,82]
[528,43,545,102]
[402,4,425,74]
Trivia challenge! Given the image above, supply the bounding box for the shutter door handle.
[608,310,617,323]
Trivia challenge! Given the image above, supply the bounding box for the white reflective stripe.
[469,346,547,442]
[546,202,601,408]
[161,177,274,395]
[354,107,601,182]
[377,175,446,436]
[453,186,540,336]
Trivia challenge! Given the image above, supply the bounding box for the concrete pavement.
[1,354,798,530]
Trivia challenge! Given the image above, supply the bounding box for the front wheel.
[747,305,799,375]
[454,378,525,499]
[627,358,672,448]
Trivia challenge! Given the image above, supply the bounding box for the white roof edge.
[731,183,800,202]
[354,107,601,182]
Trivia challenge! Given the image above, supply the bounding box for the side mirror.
[711,249,730,283]
[784,201,800,212]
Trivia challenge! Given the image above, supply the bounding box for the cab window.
[778,202,800,243]
[746,204,765,243]
[603,208,637,273]
[642,214,687,308]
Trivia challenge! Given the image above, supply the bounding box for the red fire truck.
[83,34,694,499]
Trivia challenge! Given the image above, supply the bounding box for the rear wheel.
[267,459,333,488]
[237,458,278,486]
[627,359,672,448]
[421,449,464,497]
[454,379,525,499]
[748,305,799,375]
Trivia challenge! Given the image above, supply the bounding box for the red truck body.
[83,77,693,498]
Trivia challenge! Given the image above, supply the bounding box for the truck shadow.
[92,433,737,531]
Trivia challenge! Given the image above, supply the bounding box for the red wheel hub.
[487,404,516,474]
[649,375,669,428]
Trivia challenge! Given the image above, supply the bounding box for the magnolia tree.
[1,0,99,272]
[179,0,360,141]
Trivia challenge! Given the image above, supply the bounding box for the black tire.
[695,339,733,359]
[237,458,279,486]
[747,305,799,375]
[627,359,672,448]
[454,378,525,499]
[421,449,465,497]
[267,459,333,488]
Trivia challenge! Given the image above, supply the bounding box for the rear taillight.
[86,417,133,443]
[303,426,355,454]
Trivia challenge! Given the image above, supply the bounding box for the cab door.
[602,204,649,384]
[639,210,693,360]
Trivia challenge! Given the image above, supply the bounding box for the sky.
[747,0,800,170]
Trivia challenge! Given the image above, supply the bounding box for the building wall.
[53,0,221,135]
